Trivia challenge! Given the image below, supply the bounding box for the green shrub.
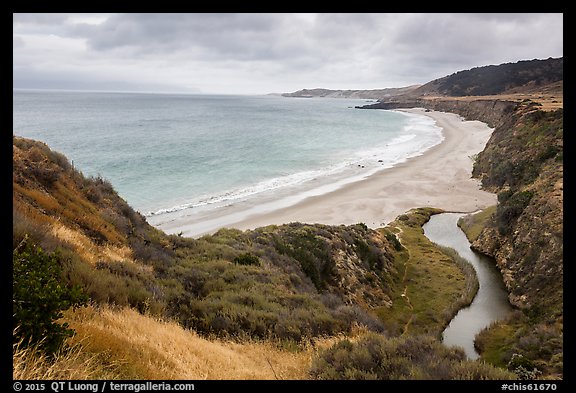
[384,231,403,251]
[497,189,514,203]
[538,145,560,162]
[507,353,542,380]
[233,252,260,266]
[13,237,88,354]
[310,333,515,380]
[496,190,534,235]
[270,227,332,290]
[354,238,383,270]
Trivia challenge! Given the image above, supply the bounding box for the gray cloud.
[13,36,24,48]
[13,13,69,25]
[71,13,299,61]
[12,13,563,94]
[363,13,563,85]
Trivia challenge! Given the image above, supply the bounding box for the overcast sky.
[13,13,563,95]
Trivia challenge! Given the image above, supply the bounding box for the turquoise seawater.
[13,90,442,228]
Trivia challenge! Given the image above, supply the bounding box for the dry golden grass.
[13,182,61,212]
[50,221,100,263]
[63,305,323,380]
[422,91,563,111]
[14,304,363,380]
[50,221,136,266]
[13,339,121,380]
[101,244,135,264]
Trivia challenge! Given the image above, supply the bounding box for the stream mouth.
[423,212,513,360]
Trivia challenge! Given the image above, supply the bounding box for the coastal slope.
[15,136,501,379]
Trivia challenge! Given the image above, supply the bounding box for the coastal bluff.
[358,97,518,128]
[285,57,563,377]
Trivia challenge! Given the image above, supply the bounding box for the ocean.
[13,89,443,236]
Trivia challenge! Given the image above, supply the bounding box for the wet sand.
[155,108,497,237]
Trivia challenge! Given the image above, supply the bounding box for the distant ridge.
[412,57,563,97]
[356,57,563,115]
[281,85,420,100]
[284,57,563,104]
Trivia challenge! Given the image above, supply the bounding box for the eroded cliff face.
[471,107,563,315]
[418,99,518,129]
[359,97,517,128]
[471,168,563,311]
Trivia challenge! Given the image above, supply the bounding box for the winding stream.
[423,212,513,360]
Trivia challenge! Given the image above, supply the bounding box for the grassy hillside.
[14,304,316,380]
[15,303,515,380]
[12,136,509,380]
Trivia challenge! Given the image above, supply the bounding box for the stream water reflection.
[423,212,513,360]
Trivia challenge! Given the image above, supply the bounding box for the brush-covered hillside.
[12,136,512,380]
[414,57,563,97]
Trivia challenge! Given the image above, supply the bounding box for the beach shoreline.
[153,108,497,237]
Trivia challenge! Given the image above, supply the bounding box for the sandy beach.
[155,108,497,237]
